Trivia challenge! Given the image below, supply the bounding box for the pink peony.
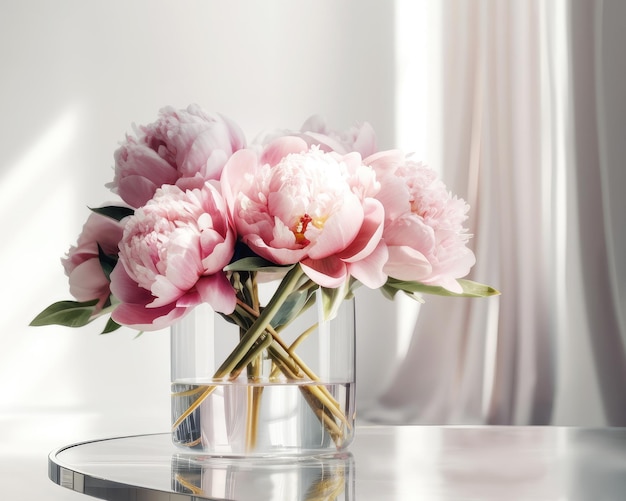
[365,150,476,293]
[110,182,237,330]
[255,115,377,158]
[108,104,246,208]
[62,211,126,312]
[221,137,388,289]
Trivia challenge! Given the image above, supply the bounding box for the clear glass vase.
[170,279,356,457]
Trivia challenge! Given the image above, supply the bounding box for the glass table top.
[49,425,626,500]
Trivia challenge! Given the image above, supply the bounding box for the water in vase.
[171,380,355,456]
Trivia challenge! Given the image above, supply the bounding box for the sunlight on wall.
[0,106,82,409]
[0,107,79,213]
[394,0,442,162]
[393,0,442,358]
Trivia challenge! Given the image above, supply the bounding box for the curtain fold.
[360,0,626,426]
[569,0,626,425]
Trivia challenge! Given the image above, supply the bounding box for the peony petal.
[300,257,347,288]
[362,149,405,169]
[384,217,435,251]
[118,175,162,209]
[149,275,186,308]
[181,130,233,179]
[384,245,432,281]
[164,234,204,290]
[110,263,153,304]
[339,198,385,263]
[373,175,411,221]
[112,301,187,331]
[220,148,258,213]
[244,233,306,265]
[301,131,347,154]
[202,149,229,180]
[352,122,377,158]
[67,259,109,304]
[201,233,235,274]
[307,196,362,260]
[116,143,178,182]
[195,273,237,314]
[216,112,246,151]
[260,137,308,166]
[347,240,388,289]
[110,263,188,330]
[71,211,126,256]
[175,173,207,192]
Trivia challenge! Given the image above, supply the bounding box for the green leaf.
[225,257,291,274]
[320,280,353,321]
[383,278,500,299]
[97,244,118,282]
[269,287,314,329]
[100,317,122,334]
[30,299,99,327]
[457,279,501,297]
[89,205,134,221]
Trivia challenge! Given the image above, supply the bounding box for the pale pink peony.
[110,182,237,330]
[221,137,388,289]
[62,211,126,312]
[365,150,476,293]
[299,115,377,157]
[255,115,377,158]
[108,104,246,208]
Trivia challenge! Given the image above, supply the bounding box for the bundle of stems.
[171,264,351,451]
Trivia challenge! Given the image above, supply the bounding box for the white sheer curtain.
[360,0,626,426]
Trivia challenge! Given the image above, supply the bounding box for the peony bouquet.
[31,104,497,451]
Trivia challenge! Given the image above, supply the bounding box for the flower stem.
[171,384,217,432]
[235,297,349,431]
[269,322,317,379]
[174,474,205,495]
[228,333,272,380]
[237,301,338,392]
[214,264,304,378]
[246,385,264,451]
[267,340,349,433]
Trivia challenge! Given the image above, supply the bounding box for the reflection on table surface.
[172,452,352,500]
[49,425,626,500]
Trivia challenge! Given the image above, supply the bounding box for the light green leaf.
[89,205,134,221]
[30,299,99,327]
[457,279,500,297]
[384,278,500,299]
[225,257,291,273]
[321,280,353,321]
[269,288,315,329]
